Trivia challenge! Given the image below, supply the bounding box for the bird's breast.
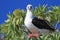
[24,18,32,27]
[24,18,39,33]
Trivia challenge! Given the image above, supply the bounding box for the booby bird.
[24,4,55,38]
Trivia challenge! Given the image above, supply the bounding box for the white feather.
[24,4,51,34]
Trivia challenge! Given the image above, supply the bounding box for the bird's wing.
[32,17,55,31]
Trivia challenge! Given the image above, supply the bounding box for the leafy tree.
[0,5,60,40]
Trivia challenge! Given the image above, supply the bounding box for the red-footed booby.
[24,4,55,38]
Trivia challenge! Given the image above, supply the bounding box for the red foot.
[29,34,39,38]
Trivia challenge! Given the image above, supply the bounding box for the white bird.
[24,4,55,38]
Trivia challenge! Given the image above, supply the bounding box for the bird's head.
[26,4,33,11]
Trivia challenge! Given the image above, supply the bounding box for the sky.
[0,0,60,24]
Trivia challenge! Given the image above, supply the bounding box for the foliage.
[0,5,60,40]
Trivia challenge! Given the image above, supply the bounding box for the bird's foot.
[29,33,39,38]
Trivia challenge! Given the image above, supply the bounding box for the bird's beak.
[29,6,32,10]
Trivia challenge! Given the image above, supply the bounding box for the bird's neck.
[26,10,34,19]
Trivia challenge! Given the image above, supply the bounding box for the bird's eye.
[28,7,30,9]
[30,6,32,9]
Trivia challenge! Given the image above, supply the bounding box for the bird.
[24,4,55,38]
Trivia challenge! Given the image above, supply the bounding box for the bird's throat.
[26,10,34,18]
